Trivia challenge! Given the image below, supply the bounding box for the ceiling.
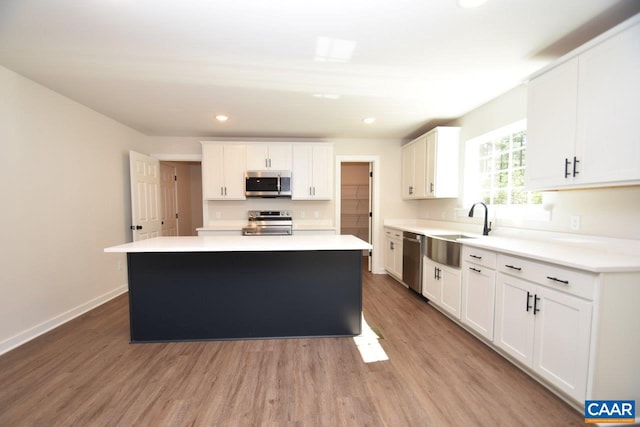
[1,1,639,140]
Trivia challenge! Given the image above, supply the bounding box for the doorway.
[340,162,371,242]
[336,156,380,273]
[159,161,203,236]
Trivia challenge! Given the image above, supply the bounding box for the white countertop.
[384,221,640,273]
[105,235,371,253]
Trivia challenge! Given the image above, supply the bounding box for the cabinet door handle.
[534,294,541,315]
[220,186,224,196]
[469,254,482,260]
[225,187,228,196]
[409,186,414,195]
[390,242,394,250]
[469,267,481,273]
[430,182,434,193]
[546,276,569,285]
[505,264,522,271]
[572,156,580,177]
[564,158,571,178]
[526,291,532,312]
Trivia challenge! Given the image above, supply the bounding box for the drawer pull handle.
[470,254,482,259]
[526,291,532,312]
[505,264,522,271]
[546,276,569,285]
[469,267,481,273]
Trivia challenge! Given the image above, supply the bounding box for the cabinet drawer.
[384,228,403,239]
[497,254,596,300]
[462,246,497,269]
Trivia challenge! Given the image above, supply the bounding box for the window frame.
[463,119,548,221]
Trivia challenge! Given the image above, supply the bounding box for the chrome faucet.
[468,202,492,236]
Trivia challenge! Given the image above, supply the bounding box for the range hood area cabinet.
[246,143,292,171]
[292,143,334,200]
[201,142,246,200]
[401,127,460,200]
[526,16,640,191]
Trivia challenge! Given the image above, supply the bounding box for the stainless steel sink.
[426,234,476,268]
[430,234,476,242]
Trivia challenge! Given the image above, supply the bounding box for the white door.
[462,264,496,341]
[533,286,592,401]
[129,151,161,241]
[439,266,461,319]
[422,259,441,302]
[576,22,640,186]
[525,58,579,190]
[160,163,178,236]
[494,273,536,367]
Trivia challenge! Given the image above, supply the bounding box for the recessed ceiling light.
[457,0,487,8]
[363,117,376,124]
[215,115,229,122]
[313,93,341,100]
[314,37,357,63]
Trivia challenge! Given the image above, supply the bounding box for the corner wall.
[0,67,149,354]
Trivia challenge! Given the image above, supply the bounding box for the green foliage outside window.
[476,129,541,206]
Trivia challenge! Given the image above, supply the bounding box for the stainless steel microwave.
[245,170,292,198]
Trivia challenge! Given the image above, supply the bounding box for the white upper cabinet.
[201,143,246,200]
[402,127,459,199]
[526,18,640,191]
[426,127,460,198]
[401,135,426,199]
[246,143,292,171]
[292,143,333,200]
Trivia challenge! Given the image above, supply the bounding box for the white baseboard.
[0,285,128,356]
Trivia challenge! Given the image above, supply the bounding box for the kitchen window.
[464,120,547,220]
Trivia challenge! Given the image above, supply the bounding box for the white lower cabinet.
[461,246,497,341]
[384,228,403,280]
[423,258,461,319]
[494,255,593,402]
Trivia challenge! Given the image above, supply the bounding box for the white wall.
[416,84,640,240]
[0,66,149,354]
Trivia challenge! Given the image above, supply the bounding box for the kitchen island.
[105,235,371,342]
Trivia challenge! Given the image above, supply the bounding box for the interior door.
[129,151,161,241]
[160,163,178,236]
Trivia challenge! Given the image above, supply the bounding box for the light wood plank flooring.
[0,270,582,426]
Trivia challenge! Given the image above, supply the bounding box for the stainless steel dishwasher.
[402,231,424,293]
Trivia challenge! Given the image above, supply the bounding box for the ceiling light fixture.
[314,36,357,62]
[312,93,341,100]
[215,115,229,122]
[457,0,487,8]
[363,117,376,124]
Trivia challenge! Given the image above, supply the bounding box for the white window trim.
[463,119,550,222]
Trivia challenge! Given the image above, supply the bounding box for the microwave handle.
[277,174,281,194]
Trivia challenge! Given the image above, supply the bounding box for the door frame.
[335,155,380,274]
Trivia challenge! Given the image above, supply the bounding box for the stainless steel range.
[242,210,293,236]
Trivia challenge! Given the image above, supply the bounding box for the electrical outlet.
[117,260,122,271]
[570,215,581,231]
[314,211,320,219]
[215,211,221,219]
[300,211,305,218]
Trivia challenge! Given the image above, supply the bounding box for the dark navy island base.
[126,250,363,342]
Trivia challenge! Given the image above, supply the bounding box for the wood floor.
[0,270,582,426]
